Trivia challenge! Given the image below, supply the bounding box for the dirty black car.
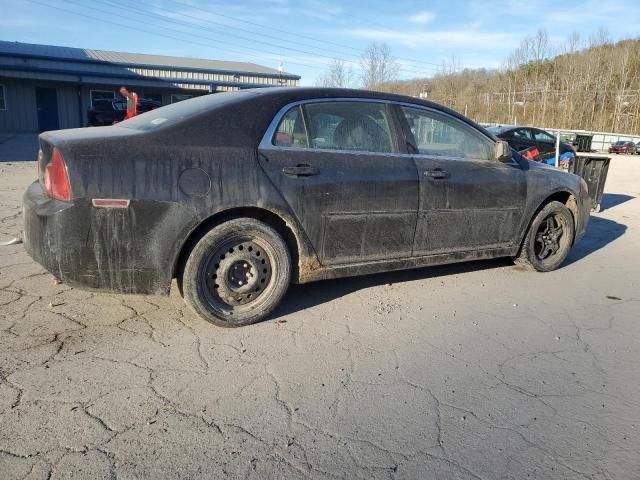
[23,88,591,327]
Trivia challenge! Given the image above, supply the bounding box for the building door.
[36,88,59,132]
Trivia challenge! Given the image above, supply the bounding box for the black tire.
[182,218,291,327]
[515,201,575,272]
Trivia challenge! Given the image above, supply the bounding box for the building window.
[0,84,6,110]
[171,94,193,104]
[90,90,115,108]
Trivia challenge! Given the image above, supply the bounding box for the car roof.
[485,125,521,134]
[117,87,500,142]
[189,87,497,134]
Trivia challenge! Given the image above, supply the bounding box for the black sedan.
[87,98,162,126]
[486,125,575,164]
[24,88,591,327]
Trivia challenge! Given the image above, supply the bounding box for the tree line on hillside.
[318,30,640,135]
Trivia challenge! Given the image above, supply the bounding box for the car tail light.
[43,148,72,201]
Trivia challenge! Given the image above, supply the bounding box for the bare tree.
[589,27,610,47]
[563,31,581,54]
[360,42,399,89]
[318,59,355,88]
[532,29,550,63]
[380,31,640,135]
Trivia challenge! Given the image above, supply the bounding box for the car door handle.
[424,169,449,179]
[282,165,319,177]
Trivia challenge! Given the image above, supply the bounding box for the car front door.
[397,105,527,255]
[258,100,419,265]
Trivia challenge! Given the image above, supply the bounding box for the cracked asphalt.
[1,156,639,479]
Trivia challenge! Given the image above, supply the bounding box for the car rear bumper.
[23,181,171,295]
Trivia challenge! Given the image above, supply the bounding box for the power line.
[75,0,335,71]
[96,0,346,67]
[25,0,446,81]
[100,0,440,76]
[160,0,445,69]
[131,0,392,69]
[25,0,328,72]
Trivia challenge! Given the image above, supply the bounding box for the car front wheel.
[515,201,575,272]
[182,218,291,327]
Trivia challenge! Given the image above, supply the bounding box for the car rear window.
[116,90,256,131]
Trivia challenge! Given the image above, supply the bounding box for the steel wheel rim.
[199,237,274,314]
[534,213,566,261]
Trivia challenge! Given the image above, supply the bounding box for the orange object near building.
[119,86,138,119]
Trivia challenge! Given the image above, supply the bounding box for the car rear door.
[397,105,527,255]
[258,99,419,265]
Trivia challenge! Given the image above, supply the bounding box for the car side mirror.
[494,141,512,162]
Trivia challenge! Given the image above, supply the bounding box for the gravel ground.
[0,156,639,479]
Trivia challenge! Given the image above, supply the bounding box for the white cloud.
[409,11,435,24]
[343,27,516,50]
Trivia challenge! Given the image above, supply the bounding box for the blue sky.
[1,0,637,85]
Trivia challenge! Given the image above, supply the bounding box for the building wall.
[0,78,81,133]
[0,77,210,133]
[0,78,38,132]
[0,58,299,133]
[57,84,81,129]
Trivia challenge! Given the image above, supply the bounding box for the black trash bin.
[569,155,611,212]
[574,134,593,152]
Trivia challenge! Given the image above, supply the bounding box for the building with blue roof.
[0,40,300,133]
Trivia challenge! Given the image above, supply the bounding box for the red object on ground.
[119,87,138,119]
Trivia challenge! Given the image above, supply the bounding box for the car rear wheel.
[182,218,291,327]
[515,201,575,272]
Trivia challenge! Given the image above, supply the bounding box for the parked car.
[486,125,575,164]
[608,140,637,154]
[24,88,591,327]
[87,98,161,126]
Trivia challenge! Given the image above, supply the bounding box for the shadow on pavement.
[274,257,511,318]
[599,193,635,211]
[565,215,626,265]
[275,215,627,318]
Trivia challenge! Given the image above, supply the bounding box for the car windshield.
[614,141,626,145]
[485,126,511,134]
[116,90,256,131]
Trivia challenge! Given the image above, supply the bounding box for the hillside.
[381,36,640,134]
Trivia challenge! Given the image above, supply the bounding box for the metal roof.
[0,40,300,79]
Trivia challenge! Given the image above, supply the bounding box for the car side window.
[303,102,399,153]
[512,128,532,140]
[533,130,555,144]
[273,105,309,148]
[400,106,493,161]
